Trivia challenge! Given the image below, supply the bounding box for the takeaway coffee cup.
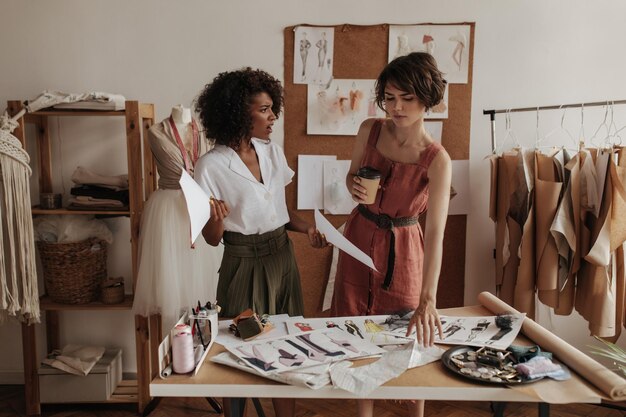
[356,166,381,204]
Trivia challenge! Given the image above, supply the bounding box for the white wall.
[1,0,625,380]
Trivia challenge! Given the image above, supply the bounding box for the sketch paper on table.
[381,312,525,350]
[425,121,443,142]
[314,209,377,271]
[322,223,344,311]
[388,25,471,84]
[293,26,334,86]
[449,160,470,215]
[284,316,412,346]
[215,314,290,347]
[307,79,386,135]
[330,341,443,396]
[323,160,356,214]
[425,84,448,119]
[225,328,385,376]
[297,155,336,210]
[179,169,210,245]
[212,351,331,389]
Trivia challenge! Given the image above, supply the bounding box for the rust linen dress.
[331,119,443,316]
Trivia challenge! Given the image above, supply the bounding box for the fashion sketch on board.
[293,26,334,85]
[225,328,386,376]
[307,78,385,135]
[388,24,471,84]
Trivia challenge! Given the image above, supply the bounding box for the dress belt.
[223,231,289,258]
[357,204,419,290]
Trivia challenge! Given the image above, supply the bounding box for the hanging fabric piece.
[514,148,537,318]
[608,148,626,339]
[535,150,564,308]
[549,151,581,315]
[0,111,39,324]
[577,149,616,338]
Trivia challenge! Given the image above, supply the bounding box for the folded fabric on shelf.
[71,166,128,190]
[71,185,129,205]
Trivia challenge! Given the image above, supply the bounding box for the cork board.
[284,23,475,317]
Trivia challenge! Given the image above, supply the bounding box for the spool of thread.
[172,324,194,374]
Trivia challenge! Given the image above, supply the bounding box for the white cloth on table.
[25,90,126,112]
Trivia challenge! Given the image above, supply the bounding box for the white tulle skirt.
[132,189,222,332]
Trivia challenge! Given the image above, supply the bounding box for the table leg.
[490,401,506,417]
[538,402,549,417]
[224,398,247,417]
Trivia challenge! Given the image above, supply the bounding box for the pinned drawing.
[294,26,334,85]
[388,24,471,84]
[323,160,356,215]
[308,79,385,135]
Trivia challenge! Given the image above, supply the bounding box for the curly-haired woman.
[195,68,328,417]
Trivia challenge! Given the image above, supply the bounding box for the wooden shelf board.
[32,207,130,216]
[24,109,125,118]
[40,294,134,311]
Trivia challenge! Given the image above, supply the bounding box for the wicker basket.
[101,277,125,304]
[37,238,107,304]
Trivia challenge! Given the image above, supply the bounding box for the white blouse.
[194,139,294,235]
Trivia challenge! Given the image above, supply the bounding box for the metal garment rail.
[483,99,626,154]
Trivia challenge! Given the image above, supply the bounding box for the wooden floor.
[1,385,623,417]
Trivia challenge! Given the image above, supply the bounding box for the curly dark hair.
[195,67,283,148]
[375,52,447,113]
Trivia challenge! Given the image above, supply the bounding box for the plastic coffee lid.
[357,166,381,179]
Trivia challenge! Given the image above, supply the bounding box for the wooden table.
[150,306,605,417]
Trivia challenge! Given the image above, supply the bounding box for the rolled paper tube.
[478,291,626,401]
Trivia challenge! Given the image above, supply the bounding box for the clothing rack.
[483,99,626,154]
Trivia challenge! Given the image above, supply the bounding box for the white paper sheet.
[449,160,470,215]
[314,210,377,271]
[381,312,526,350]
[323,160,356,214]
[322,223,345,311]
[329,342,443,396]
[425,121,443,142]
[225,328,386,376]
[284,316,412,346]
[179,170,211,245]
[297,155,337,210]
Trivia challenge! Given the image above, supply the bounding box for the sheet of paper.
[284,315,412,346]
[224,328,385,376]
[314,209,377,271]
[322,223,345,311]
[381,312,526,350]
[297,155,337,209]
[449,160,470,215]
[329,341,442,396]
[179,170,211,245]
[323,160,356,215]
[425,121,443,142]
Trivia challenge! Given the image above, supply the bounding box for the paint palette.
[442,346,543,385]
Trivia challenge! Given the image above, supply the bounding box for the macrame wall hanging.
[0,110,39,324]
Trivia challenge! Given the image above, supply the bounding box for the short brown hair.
[375,52,447,112]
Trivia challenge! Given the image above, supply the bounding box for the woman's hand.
[306,226,330,249]
[406,299,443,347]
[209,197,230,222]
[350,175,368,204]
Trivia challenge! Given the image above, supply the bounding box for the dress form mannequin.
[171,105,193,149]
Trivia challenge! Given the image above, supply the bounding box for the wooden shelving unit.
[7,100,157,415]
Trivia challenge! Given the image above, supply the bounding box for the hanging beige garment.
[550,152,581,315]
[609,148,626,338]
[535,151,563,308]
[493,152,517,299]
[512,148,536,317]
[578,149,616,337]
